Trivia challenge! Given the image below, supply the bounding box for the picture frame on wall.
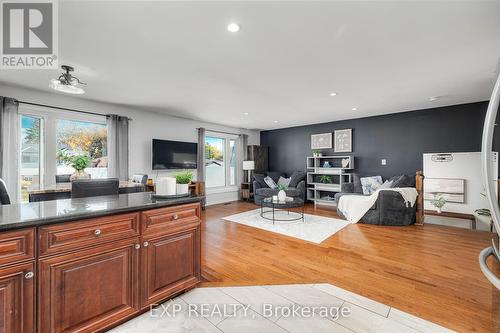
[311,133,332,149]
[334,129,352,152]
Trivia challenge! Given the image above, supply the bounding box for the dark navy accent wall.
[260,101,497,179]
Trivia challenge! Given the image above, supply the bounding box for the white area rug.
[222,208,350,244]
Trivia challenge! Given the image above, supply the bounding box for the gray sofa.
[335,174,416,226]
[253,171,306,205]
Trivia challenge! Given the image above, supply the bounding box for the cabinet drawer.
[39,213,140,256]
[0,228,35,267]
[141,203,201,236]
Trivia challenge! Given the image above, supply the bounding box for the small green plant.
[277,184,288,191]
[312,149,321,156]
[58,151,91,171]
[175,171,193,184]
[431,195,446,209]
[319,175,332,184]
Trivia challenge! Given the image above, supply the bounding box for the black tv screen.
[152,139,197,170]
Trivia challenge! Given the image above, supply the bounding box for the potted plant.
[175,171,193,195]
[276,184,288,202]
[319,175,332,184]
[312,149,322,157]
[58,152,91,181]
[431,195,446,214]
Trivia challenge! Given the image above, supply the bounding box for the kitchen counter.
[0,192,203,231]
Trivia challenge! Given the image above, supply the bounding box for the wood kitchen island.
[0,192,203,333]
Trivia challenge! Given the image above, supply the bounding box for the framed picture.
[423,178,465,203]
[311,133,332,149]
[334,129,352,152]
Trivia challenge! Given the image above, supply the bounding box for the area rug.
[222,208,350,244]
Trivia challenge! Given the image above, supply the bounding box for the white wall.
[0,83,260,205]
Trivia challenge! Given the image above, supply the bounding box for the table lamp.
[242,160,255,183]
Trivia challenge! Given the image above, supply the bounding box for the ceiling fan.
[49,65,86,95]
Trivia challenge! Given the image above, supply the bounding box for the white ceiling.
[1,1,500,130]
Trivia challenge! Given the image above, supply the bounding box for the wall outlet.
[381,159,387,166]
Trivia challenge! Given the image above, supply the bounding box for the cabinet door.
[141,225,200,308]
[0,262,35,333]
[39,239,140,333]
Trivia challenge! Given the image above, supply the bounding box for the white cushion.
[360,176,383,195]
[277,176,291,188]
[264,176,277,189]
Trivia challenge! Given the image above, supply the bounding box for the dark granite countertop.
[0,192,203,231]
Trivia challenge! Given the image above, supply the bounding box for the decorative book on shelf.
[306,155,354,207]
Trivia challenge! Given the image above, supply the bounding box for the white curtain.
[107,115,129,181]
[237,134,248,191]
[0,97,19,203]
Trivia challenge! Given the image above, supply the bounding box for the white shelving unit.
[306,155,354,207]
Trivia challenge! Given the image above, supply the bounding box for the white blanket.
[337,188,418,224]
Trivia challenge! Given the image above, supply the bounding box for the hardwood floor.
[200,201,498,333]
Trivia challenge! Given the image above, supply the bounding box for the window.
[56,119,107,179]
[204,134,238,188]
[20,115,42,202]
[18,105,107,202]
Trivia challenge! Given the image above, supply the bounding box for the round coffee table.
[260,196,305,224]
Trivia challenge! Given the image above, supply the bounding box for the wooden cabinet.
[38,239,140,333]
[0,262,35,333]
[140,225,201,308]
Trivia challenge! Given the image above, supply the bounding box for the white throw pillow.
[264,176,277,189]
[377,180,393,189]
[360,176,383,195]
[277,176,291,188]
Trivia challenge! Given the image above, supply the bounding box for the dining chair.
[71,178,119,199]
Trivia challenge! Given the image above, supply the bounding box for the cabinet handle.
[94,229,102,236]
[172,214,179,220]
[25,271,34,279]
[134,244,141,250]
[143,241,149,247]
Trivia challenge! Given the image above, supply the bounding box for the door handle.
[134,244,141,250]
[94,229,102,236]
[25,271,34,279]
[479,244,500,290]
[143,241,149,247]
[172,214,179,220]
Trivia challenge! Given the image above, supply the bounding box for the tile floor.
[109,284,455,333]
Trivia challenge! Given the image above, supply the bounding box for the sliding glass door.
[19,115,43,202]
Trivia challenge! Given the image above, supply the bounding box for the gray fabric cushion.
[253,174,267,188]
[264,176,277,189]
[256,187,302,197]
[267,171,284,183]
[389,174,411,188]
[289,171,306,188]
[352,174,363,194]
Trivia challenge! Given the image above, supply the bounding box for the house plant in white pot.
[431,195,446,214]
[59,152,91,181]
[277,184,287,202]
[175,171,192,195]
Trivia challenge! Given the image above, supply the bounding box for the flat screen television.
[152,139,197,170]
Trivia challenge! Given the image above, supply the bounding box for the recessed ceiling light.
[329,92,338,96]
[273,120,278,123]
[351,107,358,111]
[227,23,240,33]
[429,96,441,102]
[243,112,249,116]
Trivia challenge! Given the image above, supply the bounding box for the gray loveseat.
[334,174,416,226]
[253,171,306,205]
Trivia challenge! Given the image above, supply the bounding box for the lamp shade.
[242,160,255,171]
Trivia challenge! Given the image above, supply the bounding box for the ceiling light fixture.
[243,112,249,116]
[49,65,86,94]
[227,23,240,33]
[329,92,338,96]
[273,120,278,123]
[351,107,358,111]
[429,96,441,102]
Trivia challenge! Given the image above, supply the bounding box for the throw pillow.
[377,180,393,189]
[264,176,277,189]
[253,174,267,188]
[277,176,291,188]
[289,171,306,187]
[352,173,363,194]
[267,171,283,183]
[360,176,383,195]
[389,174,411,188]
